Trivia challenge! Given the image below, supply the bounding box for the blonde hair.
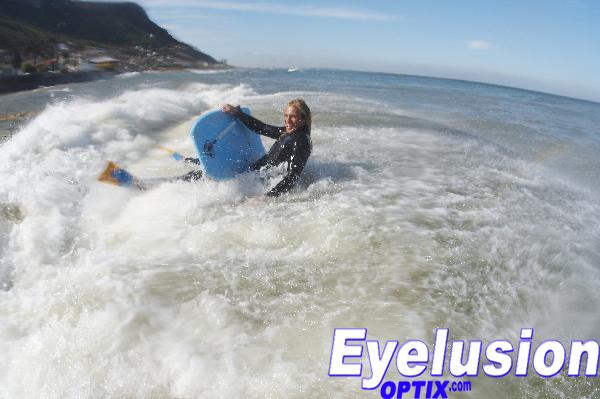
[287,98,311,132]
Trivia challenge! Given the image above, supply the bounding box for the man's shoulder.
[295,128,311,140]
[289,130,311,147]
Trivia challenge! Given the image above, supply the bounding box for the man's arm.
[223,104,284,139]
[236,112,284,140]
[266,141,311,197]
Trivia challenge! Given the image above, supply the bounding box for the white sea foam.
[0,72,599,398]
[116,71,141,79]
[187,69,233,75]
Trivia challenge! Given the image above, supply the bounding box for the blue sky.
[104,0,599,101]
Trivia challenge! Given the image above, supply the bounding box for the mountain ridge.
[0,0,220,71]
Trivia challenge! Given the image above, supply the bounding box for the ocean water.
[0,68,599,398]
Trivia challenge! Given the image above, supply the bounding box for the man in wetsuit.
[183,99,312,197]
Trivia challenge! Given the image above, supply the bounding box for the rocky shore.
[0,70,115,94]
[1,0,225,94]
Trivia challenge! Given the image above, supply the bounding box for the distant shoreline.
[0,71,117,95]
[0,66,232,95]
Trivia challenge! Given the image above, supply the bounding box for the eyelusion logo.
[328,328,598,397]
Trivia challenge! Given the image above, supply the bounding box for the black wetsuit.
[237,111,312,196]
[182,111,312,197]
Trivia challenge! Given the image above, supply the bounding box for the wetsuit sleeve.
[266,140,311,197]
[235,111,284,140]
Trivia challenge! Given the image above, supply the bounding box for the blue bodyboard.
[190,108,266,180]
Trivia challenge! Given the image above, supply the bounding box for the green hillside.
[0,0,219,70]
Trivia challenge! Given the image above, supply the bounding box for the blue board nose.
[190,108,266,180]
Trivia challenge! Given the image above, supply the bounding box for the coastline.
[0,71,117,95]
[0,65,233,95]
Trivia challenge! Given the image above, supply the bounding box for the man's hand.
[222,104,241,115]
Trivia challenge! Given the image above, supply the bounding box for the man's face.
[284,106,304,133]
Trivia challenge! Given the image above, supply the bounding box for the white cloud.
[126,0,398,21]
[467,40,492,50]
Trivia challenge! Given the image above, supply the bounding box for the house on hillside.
[38,58,58,72]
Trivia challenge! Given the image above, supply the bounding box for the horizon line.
[225,65,600,105]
